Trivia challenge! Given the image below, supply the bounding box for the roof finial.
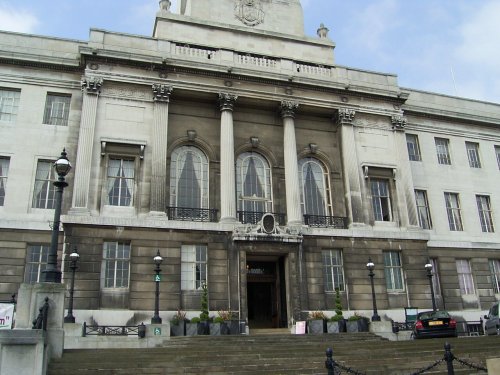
[159,0,171,12]
[317,23,329,39]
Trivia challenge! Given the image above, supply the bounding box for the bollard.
[325,347,335,375]
[138,322,146,338]
[444,342,455,375]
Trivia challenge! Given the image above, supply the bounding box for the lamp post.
[64,248,80,323]
[366,258,381,322]
[151,249,163,324]
[42,149,72,283]
[425,260,437,311]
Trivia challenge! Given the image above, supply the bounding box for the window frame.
[415,189,432,229]
[384,251,405,292]
[322,250,345,292]
[370,178,392,222]
[435,138,452,165]
[298,157,332,217]
[24,244,49,284]
[476,195,494,233]
[495,146,500,170]
[0,88,21,122]
[489,259,500,294]
[181,244,207,291]
[43,93,71,126]
[444,192,463,231]
[0,157,9,206]
[106,156,136,207]
[102,241,131,289]
[406,134,422,161]
[465,141,481,168]
[32,159,57,209]
[430,258,442,296]
[456,259,475,295]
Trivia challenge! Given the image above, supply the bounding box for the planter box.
[327,320,346,333]
[185,322,199,336]
[347,319,369,333]
[198,321,209,335]
[170,321,185,336]
[227,320,244,334]
[307,319,326,334]
[209,322,228,336]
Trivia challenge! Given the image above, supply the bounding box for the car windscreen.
[418,311,450,320]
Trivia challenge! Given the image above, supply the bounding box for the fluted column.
[280,101,302,226]
[337,108,365,225]
[70,76,102,214]
[150,84,173,216]
[219,93,238,223]
[391,114,418,227]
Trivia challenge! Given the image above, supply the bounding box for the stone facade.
[0,0,499,328]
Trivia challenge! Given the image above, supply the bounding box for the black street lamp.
[366,258,381,322]
[425,260,437,311]
[42,149,71,283]
[64,248,80,323]
[151,250,163,324]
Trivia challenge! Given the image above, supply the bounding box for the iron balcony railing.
[303,214,348,229]
[82,322,141,336]
[166,206,218,222]
[237,211,286,225]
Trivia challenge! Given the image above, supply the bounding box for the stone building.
[1,0,499,328]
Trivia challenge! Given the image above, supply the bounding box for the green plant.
[170,309,187,325]
[199,282,209,321]
[308,311,327,320]
[329,314,344,322]
[334,288,343,318]
[348,313,368,321]
[217,310,235,321]
[191,316,201,323]
[213,316,224,324]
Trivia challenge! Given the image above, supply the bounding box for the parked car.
[484,302,500,336]
[412,310,457,339]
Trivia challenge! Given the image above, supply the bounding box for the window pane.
[43,94,71,126]
[322,250,345,291]
[107,158,134,206]
[103,242,130,288]
[299,158,331,217]
[384,251,404,291]
[406,134,421,161]
[415,190,432,229]
[435,138,451,165]
[489,259,500,294]
[465,142,481,168]
[0,157,10,206]
[236,152,272,214]
[476,195,494,233]
[444,192,463,231]
[0,89,21,122]
[24,245,49,283]
[371,179,391,221]
[430,258,442,296]
[32,160,56,209]
[181,244,207,290]
[495,146,500,170]
[456,259,475,294]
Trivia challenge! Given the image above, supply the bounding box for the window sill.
[101,205,136,217]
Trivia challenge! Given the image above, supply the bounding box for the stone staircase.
[48,332,499,375]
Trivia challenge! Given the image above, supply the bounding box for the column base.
[219,216,238,224]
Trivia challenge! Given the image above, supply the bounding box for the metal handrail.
[82,322,141,337]
[304,214,348,228]
[237,211,286,225]
[166,206,218,222]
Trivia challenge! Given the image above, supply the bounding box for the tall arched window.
[170,146,209,209]
[298,157,331,217]
[236,152,273,215]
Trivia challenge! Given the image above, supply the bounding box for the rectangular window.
[181,244,207,290]
[466,142,481,168]
[476,195,494,233]
[103,241,130,288]
[444,192,463,231]
[24,245,49,284]
[43,93,71,126]
[32,160,56,209]
[415,189,432,229]
[322,250,345,292]
[489,259,500,294]
[371,179,392,221]
[0,157,9,206]
[406,134,422,161]
[107,158,135,206]
[456,259,475,295]
[430,258,442,296]
[384,251,404,291]
[0,88,21,122]
[495,146,500,170]
[435,138,451,165]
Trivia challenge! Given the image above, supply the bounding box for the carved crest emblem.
[235,0,264,26]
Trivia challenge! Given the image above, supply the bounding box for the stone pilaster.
[280,100,302,226]
[219,93,238,223]
[70,76,102,214]
[391,114,418,227]
[337,108,365,226]
[150,84,173,216]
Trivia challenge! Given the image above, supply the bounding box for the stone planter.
[185,322,199,336]
[307,319,326,334]
[327,319,346,333]
[198,321,209,335]
[227,320,244,334]
[346,319,369,333]
[170,321,185,336]
[209,322,228,336]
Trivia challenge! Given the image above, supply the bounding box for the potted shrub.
[199,282,209,335]
[327,288,346,333]
[216,310,232,335]
[170,309,187,336]
[307,311,327,334]
[346,313,370,333]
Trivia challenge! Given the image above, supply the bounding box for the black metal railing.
[82,322,142,337]
[32,297,49,331]
[237,211,286,225]
[304,214,348,228]
[166,206,218,222]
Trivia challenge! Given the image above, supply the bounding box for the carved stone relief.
[234,0,265,26]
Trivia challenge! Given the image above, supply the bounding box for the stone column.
[149,84,173,216]
[337,108,365,226]
[70,76,102,214]
[280,101,302,226]
[391,114,418,227]
[219,93,238,223]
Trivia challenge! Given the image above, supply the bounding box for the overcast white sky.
[1,0,499,104]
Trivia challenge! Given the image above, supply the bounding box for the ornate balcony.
[237,211,286,225]
[303,215,348,229]
[166,206,218,222]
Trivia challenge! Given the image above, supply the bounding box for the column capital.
[219,93,238,111]
[391,114,407,131]
[81,76,103,95]
[280,100,299,118]
[152,84,173,102]
[334,107,356,125]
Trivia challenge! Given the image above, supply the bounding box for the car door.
[485,303,499,335]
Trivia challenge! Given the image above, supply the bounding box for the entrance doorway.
[246,256,287,329]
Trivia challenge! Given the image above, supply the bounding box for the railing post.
[325,347,335,375]
[82,321,87,337]
[444,342,455,375]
